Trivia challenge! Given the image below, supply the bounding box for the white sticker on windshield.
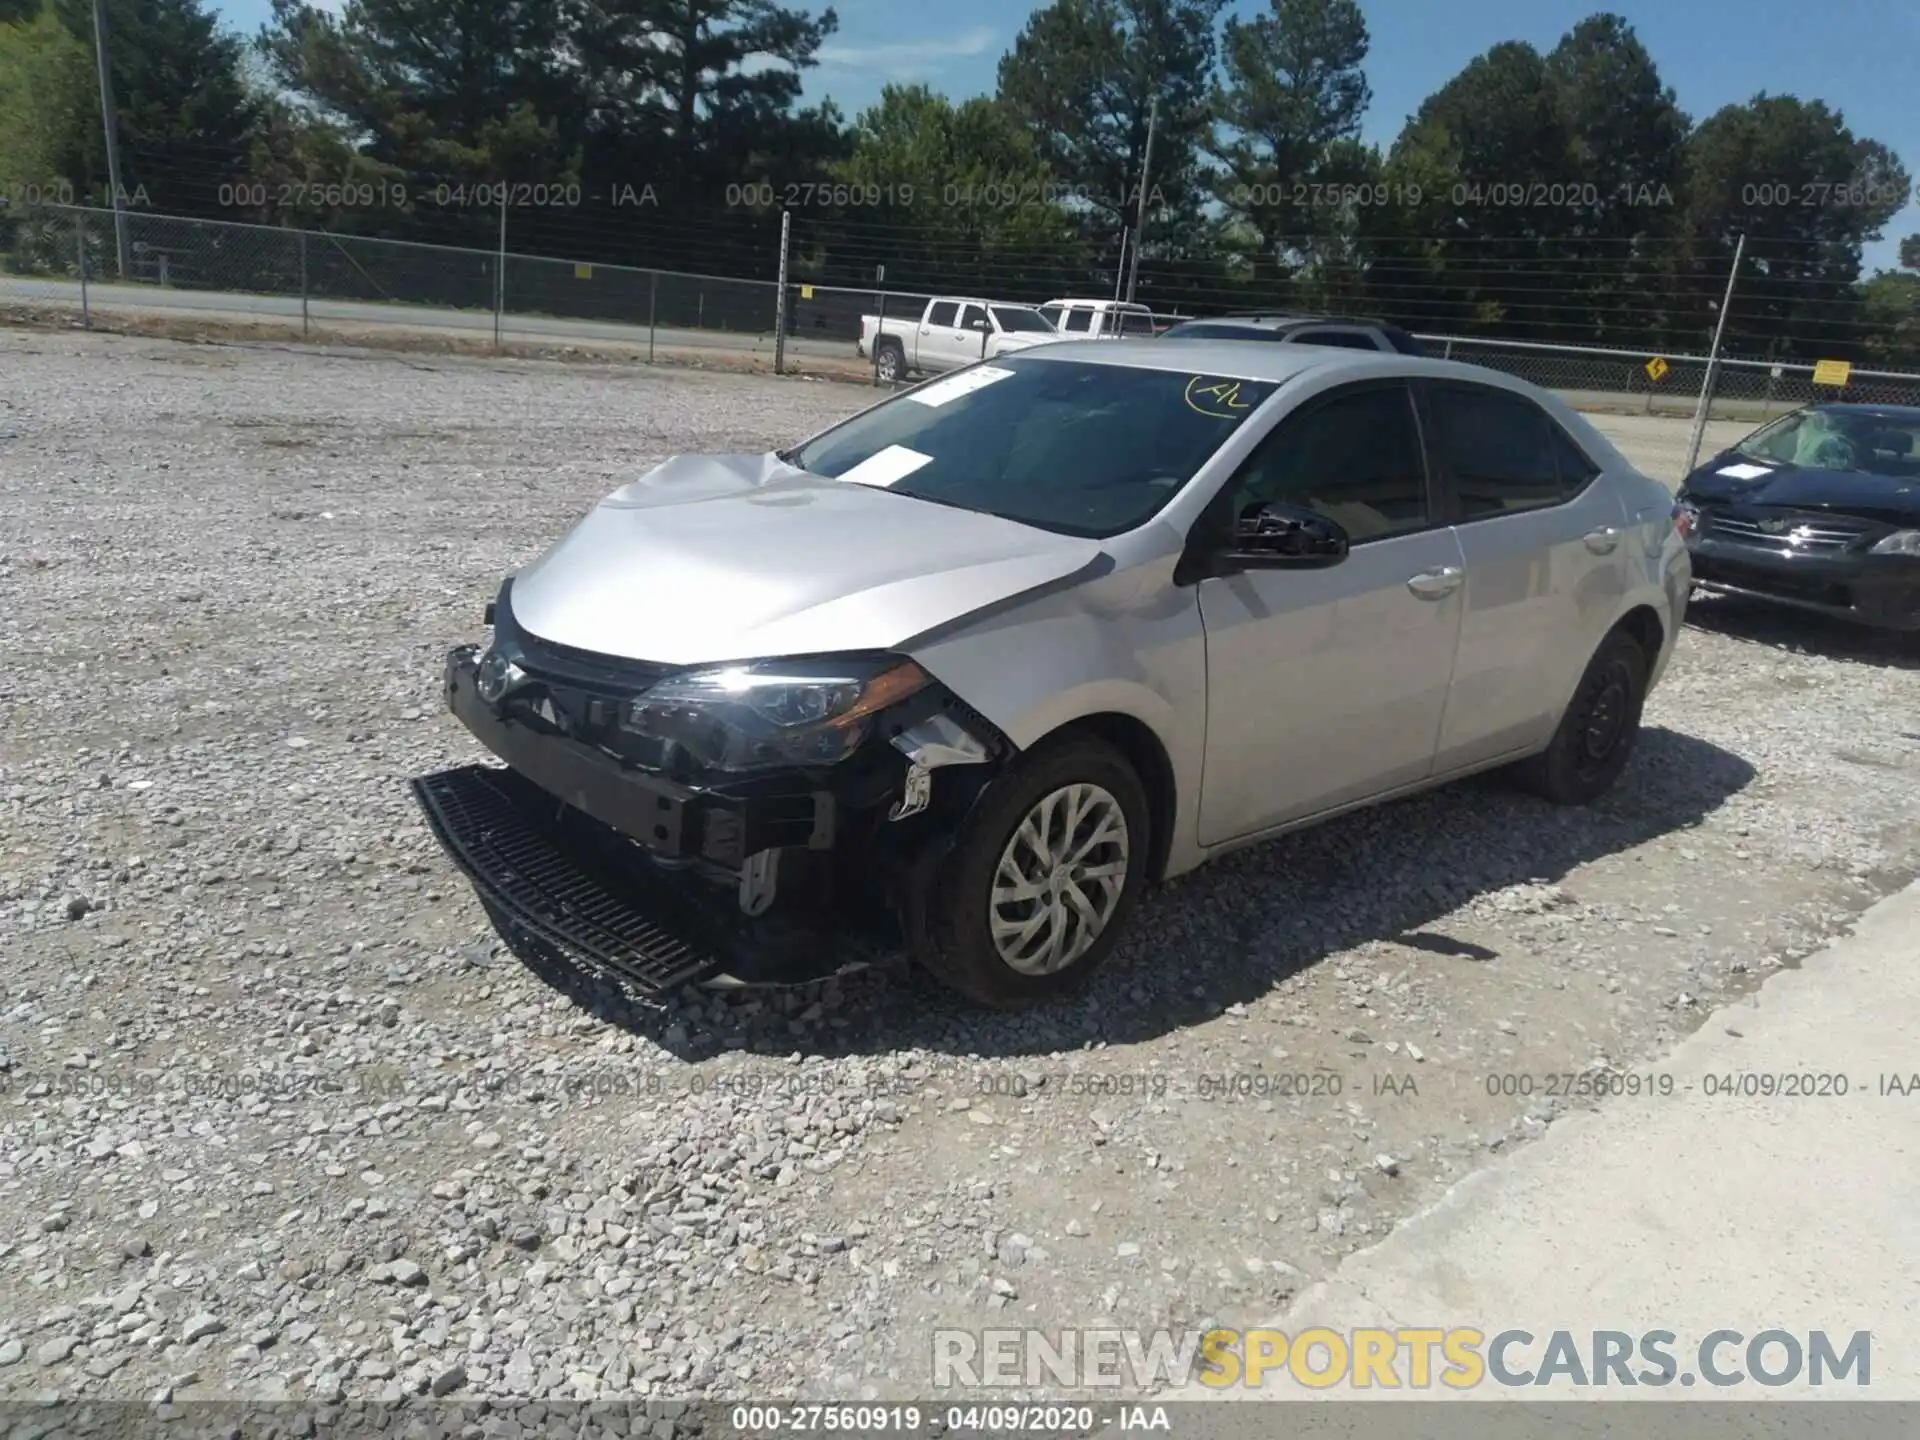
[906,365,1015,408]
[837,444,933,489]
[1716,463,1773,480]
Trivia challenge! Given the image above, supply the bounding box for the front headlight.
[620,656,930,773]
[1869,529,1920,556]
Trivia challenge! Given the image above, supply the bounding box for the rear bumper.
[1687,536,1920,631]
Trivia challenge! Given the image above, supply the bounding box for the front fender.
[903,566,1208,875]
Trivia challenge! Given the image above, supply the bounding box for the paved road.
[1183,876,1920,1407]
[0,273,859,364]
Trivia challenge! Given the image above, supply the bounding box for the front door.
[1197,382,1466,844]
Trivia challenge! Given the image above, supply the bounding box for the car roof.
[1017,337,1507,387]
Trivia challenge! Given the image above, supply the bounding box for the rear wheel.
[874,340,904,384]
[1513,628,1648,805]
[915,736,1150,1009]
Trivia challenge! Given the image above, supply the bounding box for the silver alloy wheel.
[988,782,1130,976]
[876,347,901,382]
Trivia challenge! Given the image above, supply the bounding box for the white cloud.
[814,25,996,79]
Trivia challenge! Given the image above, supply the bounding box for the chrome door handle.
[1406,566,1463,600]
[1584,526,1621,554]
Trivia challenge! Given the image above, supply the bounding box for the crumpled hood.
[1684,454,1920,526]
[506,453,1105,665]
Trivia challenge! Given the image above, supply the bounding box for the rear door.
[1419,380,1630,771]
[918,301,959,368]
[1196,381,1466,843]
[951,303,991,366]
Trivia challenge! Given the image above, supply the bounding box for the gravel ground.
[2,329,1916,1407]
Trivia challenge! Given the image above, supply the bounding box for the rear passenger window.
[1426,385,1583,518]
[926,302,957,327]
[1550,424,1600,488]
[1061,308,1093,332]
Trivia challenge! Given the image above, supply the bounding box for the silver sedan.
[425,341,1691,1008]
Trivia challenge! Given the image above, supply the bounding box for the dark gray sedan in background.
[1676,404,1920,631]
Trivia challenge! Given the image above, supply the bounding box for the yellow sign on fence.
[800,285,815,299]
[1644,356,1669,382]
[1812,359,1851,387]
[574,263,592,280]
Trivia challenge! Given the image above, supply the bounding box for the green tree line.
[1,0,1915,362]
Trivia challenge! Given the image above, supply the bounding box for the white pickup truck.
[1037,298,1166,338]
[857,297,1059,382]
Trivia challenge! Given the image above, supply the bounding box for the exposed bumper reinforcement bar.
[413,764,894,995]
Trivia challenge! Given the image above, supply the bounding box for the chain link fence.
[5,202,1918,417]
[0,203,786,361]
[1424,335,1920,420]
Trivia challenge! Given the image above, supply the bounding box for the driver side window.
[1225,385,1430,543]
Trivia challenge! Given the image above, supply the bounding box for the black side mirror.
[1223,502,1349,569]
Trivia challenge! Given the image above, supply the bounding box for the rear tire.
[915,735,1150,1009]
[1513,629,1648,805]
[875,340,904,385]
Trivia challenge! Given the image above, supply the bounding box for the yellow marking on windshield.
[1185,376,1255,419]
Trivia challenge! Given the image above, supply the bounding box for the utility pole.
[1684,232,1746,477]
[90,0,131,279]
[1125,96,1157,303]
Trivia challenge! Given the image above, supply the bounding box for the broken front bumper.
[415,645,1001,994]
[441,644,835,871]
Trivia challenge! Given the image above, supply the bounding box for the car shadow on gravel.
[482,724,1757,1063]
[1684,591,1920,671]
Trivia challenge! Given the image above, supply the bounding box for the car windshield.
[1734,408,1920,477]
[991,306,1055,333]
[790,357,1276,538]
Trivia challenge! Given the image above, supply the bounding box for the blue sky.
[211,0,1918,269]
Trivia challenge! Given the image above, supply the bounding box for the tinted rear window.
[792,358,1276,538]
[1162,322,1287,341]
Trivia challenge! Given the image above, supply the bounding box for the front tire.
[1513,628,1648,805]
[915,736,1150,1009]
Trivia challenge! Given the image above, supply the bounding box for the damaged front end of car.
[412,579,1014,993]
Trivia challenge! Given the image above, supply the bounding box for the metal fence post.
[869,264,887,387]
[298,230,310,338]
[1442,338,1453,361]
[1684,233,1745,477]
[493,192,507,351]
[76,211,90,328]
[772,209,791,376]
[648,271,658,362]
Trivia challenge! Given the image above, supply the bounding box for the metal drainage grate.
[412,764,724,994]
